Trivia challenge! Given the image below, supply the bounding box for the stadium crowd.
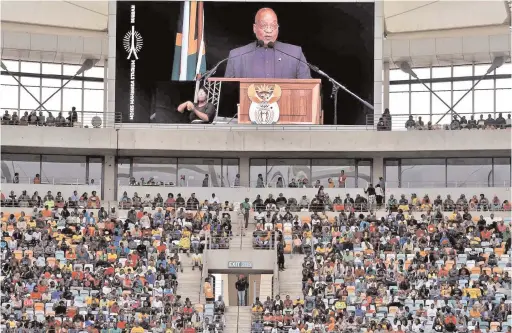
[375,110,512,131]
[0,190,240,332]
[248,197,511,332]
[1,188,510,332]
[2,109,79,127]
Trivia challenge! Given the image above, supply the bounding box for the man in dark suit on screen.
[224,8,311,79]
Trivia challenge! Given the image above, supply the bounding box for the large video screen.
[116,1,374,125]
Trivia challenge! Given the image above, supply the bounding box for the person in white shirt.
[288,323,300,333]
[427,303,437,320]
[211,193,220,204]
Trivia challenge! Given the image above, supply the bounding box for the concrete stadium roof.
[1,1,108,31]
[1,0,510,34]
[384,0,510,34]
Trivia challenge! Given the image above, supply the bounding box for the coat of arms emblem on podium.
[247,83,282,124]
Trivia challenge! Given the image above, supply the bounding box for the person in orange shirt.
[470,306,481,318]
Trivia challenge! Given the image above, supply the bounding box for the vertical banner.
[171,1,207,81]
[122,4,143,122]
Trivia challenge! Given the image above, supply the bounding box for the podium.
[206,78,322,124]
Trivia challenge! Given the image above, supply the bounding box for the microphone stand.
[269,44,374,125]
[311,64,374,125]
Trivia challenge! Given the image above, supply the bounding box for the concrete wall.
[386,187,512,203]
[2,126,510,157]
[2,183,101,198]
[118,186,365,204]
[205,249,275,272]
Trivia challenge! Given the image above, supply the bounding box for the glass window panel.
[65,79,84,89]
[431,114,452,127]
[84,81,104,89]
[453,65,472,77]
[474,77,494,89]
[432,82,451,91]
[389,84,409,93]
[267,159,311,187]
[496,90,511,113]
[20,61,40,74]
[1,60,19,72]
[20,76,41,86]
[312,159,355,188]
[390,69,409,81]
[83,90,103,112]
[178,158,221,187]
[400,158,446,188]
[453,80,473,90]
[222,159,239,187]
[452,90,472,113]
[384,160,399,188]
[414,67,430,80]
[0,154,40,183]
[0,85,19,109]
[493,158,511,187]
[432,66,451,78]
[447,158,492,187]
[41,88,62,113]
[474,90,494,113]
[63,88,82,111]
[356,160,372,188]
[42,78,62,87]
[63,65,81,76]
[250,159,266,188]
[496,79,512,89]
[411,92,430,115]
[84,66,104,78]
[133,157,177,185]
[88,157,103,185]
[41,155,87,184]
[117,158,131,185]
[474,64,491,76]
[389,93,409,115]
[1,73,18,85]
[410,83,428,92]
[495,63,511,75]
[432,91,451,115]
[42,63,62,75]
[20,86,41,110]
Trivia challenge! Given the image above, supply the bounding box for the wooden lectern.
[207,78,322,124]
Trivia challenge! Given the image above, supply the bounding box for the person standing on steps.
[277,239,285,271]
[240,198,251,236]
[235,275,249,306]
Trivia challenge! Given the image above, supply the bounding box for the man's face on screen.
[253,9,279,45]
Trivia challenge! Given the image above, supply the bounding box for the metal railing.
[385,180,511,188]
[0,110,115,128]
[1,176,101,186]
[206,236,230,250]
[366,112,512,131]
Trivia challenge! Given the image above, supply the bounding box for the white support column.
[383,61,390,111]
[373,0,384,117]
[103,60,108,126]
[107,1,117,127]
[103,155,116,202]
[239,157,250,187]
[372,156,384,186]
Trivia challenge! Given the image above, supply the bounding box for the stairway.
[224,306,252,333]
[259,274,274,301]
[278,254,305,299]
[176,253,203,304]
[229,222,255,250]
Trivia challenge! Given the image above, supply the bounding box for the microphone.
[201,40,265,80]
